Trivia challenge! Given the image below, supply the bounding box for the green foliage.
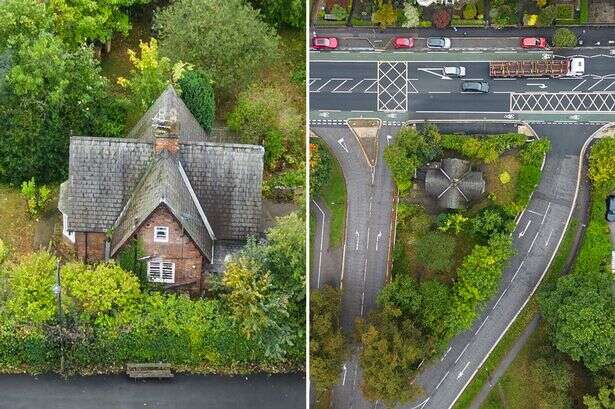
[0,34,124,185]
[440,133,526,163]
[515,139,550,210]
[248,0,305,29]
[263,168,305,201]
[579,0,589,23]
[372,0,397,29]
[437,212,469,235]
[553,28,577,48]
[463,3,477,19]
[310,140,332,197]
[20,177,51,217]
[470,206,515,242]
[402,3,420,27]
[589,137,615,188]
[115,238,147,285]
[331,4,349,21]
[310,285,346,392]
[178,69,215,133]
[584,385,615,409]
[555,4,574,19]
[538,5,557,26]
[155,0,279,97]
[415,231,456,272]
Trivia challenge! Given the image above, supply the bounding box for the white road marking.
[409,398,431,409]
[588,78,604,91]
[511,261,524,282]
[428,91,451,94]
[342,364,347,385]
[366,228,370,250]
[355,230,360,251]
[376,231,382,251]
[493,287,509,310]
[525,209,543,217]
[441,346,452,361]
[435,371,449,390]
[337,137,349,153]
[475,315,489,336]
[331,79,353,93]
[417,359,425,369]
[541,203,551,225]
[572,79,587,91]
[603,80,615,92]
[545,228,554,246]
[519,219,532,238]
[417,67,449,80]
[528,230,540,253]
[312,200,326,288]
[455,343,470,364]
[313,79,333,92]
[527,83,547,89]
[457,361,471,380]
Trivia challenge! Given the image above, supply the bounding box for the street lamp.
[52,260,64,372]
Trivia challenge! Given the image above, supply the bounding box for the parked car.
[312,36,338,50]
[443,66,466,77]
[393,36,414,49]
[461,81,490,93]
[426,37,451,49]
[520,37,547,49]
[606,195,615,222]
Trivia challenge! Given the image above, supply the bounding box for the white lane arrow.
[319,111,330,117]
[375,231,382,251]
[457,361,471,380]
[355,230,360,251]
[342,364,347,385]
[527,83,547,89]
[518,220,532,238]
[337,137,349,153]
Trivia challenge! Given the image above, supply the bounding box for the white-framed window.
[147,260,175,283]
[154,226,169,242]
[62,213,75,243]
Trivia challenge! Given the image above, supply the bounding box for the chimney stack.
[153,108,179,154]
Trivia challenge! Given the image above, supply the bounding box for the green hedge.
[418,20,433,27]
[555,4,574,19]
[441,133,527,163]
[579,0,589,23]
[515,139,550,211]
[451,18,486,26]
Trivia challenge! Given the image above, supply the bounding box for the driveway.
[0,373,306,409]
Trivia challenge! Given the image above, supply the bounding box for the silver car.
[444,66,466,77]
[426,37,451,49]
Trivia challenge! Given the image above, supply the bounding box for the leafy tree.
[437,212,468,235]
[20,177,51,217]
[0,33,124,184]
[383,144,419,193]
[178,69,215,133]
[553,28,577,47]
[589,137,615,188]
[463,3,477,19]
[402,4,420,27]
[432,8,451,28]
[248,0,305,29]
[538,5,557,26]
[117,38,190,117]
[0,0,53,50]
[310,285,346,393]
[415,231,456,272]
[584,385,615,409]
[310,141,332,197]
[470,206,514,242]
[372,0,397,29]
[155,0,279,96]
[331,4,349,21]
[116,238,148,285]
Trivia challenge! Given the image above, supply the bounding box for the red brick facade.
[74,232,107,263]
[132,205,206,294]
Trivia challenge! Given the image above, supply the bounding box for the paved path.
[0,373,305,409]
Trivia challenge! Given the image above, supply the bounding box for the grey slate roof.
[426,158,485,209]
[208,240,247,274]
[110,150,214,259]
[127,85,207,142]
[60,86,264,246]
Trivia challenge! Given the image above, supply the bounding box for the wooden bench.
[126,363,174,379]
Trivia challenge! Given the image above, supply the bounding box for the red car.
[312,36,338,50]
[521,37,547,49]
[393,36,414,49]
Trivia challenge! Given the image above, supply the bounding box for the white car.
[426,37,451,49]
[443,66,466,77]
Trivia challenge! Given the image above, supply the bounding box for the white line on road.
[435,371,450,390]
[572,79,587,91]
[342,364,347,385]
[417,359,425,369]
[511,261,524,282]
[409,398,431,409]
[366,228,370,250]
[455,343,470,364]
[545,228,554,246]
[428,91,451,94]
[457,362,471,380]
[355,230,360,252]
[588,78,604,91]
[603,80,615,92]
[441,346,452,361]
[493,287,509,310]
[312,200,325,288]
[528,230,540,254]
[541,203,551,225]
[475,315,489,336]
[376,231,382,251]
[313,79,332,92]
[519,219,532,238]
[337,137,349,153]
[525,209,543,217]
[360,291,365,316]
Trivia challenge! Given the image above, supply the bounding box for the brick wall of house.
[132,205,205,294]
[74,232,107,263]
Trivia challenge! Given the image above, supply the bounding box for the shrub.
[432,8,451,28]
[178,69,215,132]
[470,206,515,242]
[372,1,397,29]
[499,171,511,184]
[536,0,547,8]
[538,5,557,26]
[418,20,432,27]
[310,141,332,197]
[415,231,456,272]
[402,4,420,27]
[20,178,51,217]
[263,129,285,171]
[463,3,477,19]
[553,28,577,48]
[331,4,348,21]
[524,14,538,26]
[555,4,574,19]
[579,0,588,23]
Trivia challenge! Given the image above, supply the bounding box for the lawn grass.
[0,185,37,258]
[484,153,521,206]
[320,144,347,247]
[454,217,580,409]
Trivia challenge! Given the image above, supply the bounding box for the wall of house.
[132,205,205,294]
[74,232,107,263]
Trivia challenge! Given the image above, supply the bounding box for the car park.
[461,81,490,93]
[426,37,451,49]
[312,36,338,50]
[393,37,414,49]
[606,195,615,222]
[443,66,466,77]
[520,37,547,49]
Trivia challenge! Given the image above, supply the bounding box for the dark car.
[462,81,490,93]
[606,195,615,222]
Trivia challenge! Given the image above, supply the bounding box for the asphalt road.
[311,124,396,409]
[0,373,306,409]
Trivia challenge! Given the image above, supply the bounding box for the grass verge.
[0,186,37,258]
[453,217,580,409]
[319,144,347,247]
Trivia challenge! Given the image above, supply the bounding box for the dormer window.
[154,226,169,242]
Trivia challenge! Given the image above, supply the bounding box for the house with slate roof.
[58,85,264,294]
